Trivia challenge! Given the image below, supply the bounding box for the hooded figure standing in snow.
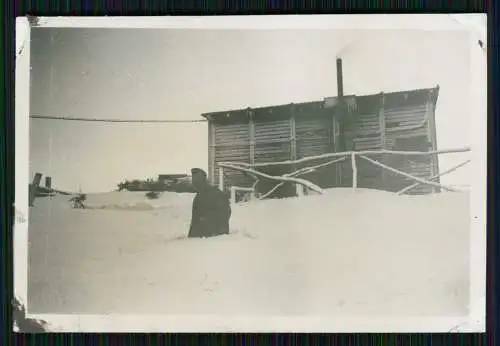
[188,168,231,238]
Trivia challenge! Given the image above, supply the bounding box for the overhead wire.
[28,16,486,124]
[17,17,205,125]
[29,114,208,123]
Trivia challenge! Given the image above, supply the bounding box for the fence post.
[45,176,52,189]
[218,166,224,191]
[29,173,43,207]
[230,186,236,204]
[296,184,304,197]
[351,152,357,192]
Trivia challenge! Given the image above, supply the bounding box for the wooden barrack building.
[202,85,440,197]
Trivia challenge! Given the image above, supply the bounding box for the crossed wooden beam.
[218,147,471,198]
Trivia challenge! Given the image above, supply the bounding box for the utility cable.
[29,114,207,123]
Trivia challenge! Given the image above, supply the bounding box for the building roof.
[201,85,440,121]
[158,174,188,179]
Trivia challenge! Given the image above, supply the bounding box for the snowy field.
[27,188,470,317]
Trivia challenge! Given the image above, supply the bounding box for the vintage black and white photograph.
[15,15,486,332]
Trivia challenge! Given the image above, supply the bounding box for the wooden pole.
[249,109,255,166]
[332,115,342,186]
[230,186,236,204]
[351,152,357,192]
[218,166,224,191]
[358,155,459,192]
[208,122,216,185]
[290,104,297,177]
[336,57,347,170]
[29,173,42,207]
[296,184,304,197]
[426,88,441,193]
[397,159,471,195]
[378,93,387,189]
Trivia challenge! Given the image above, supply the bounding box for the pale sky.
[27,26,481,193]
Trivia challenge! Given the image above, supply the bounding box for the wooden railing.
[218,147,471,203]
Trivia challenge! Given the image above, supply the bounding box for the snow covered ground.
[27,188,470,317]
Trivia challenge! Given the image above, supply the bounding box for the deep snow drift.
[27,188,470,316]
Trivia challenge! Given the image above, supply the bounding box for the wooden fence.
[218,147,471,203]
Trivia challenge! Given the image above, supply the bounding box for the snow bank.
[81,191,195,211]
[27,188,470,318]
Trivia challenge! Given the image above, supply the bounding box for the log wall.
[204,86,440,197]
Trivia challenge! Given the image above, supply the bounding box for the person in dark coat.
[188,168,231,238]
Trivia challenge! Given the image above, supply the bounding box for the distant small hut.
[158,174,189,185]
[158,174,195,193]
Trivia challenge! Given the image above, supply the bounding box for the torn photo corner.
[16,14,486,333]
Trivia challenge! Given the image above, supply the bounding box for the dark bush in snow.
[145,191,160,199]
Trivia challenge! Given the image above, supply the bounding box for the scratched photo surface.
[27,27,474,316]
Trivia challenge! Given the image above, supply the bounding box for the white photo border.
[14,14,487,333]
